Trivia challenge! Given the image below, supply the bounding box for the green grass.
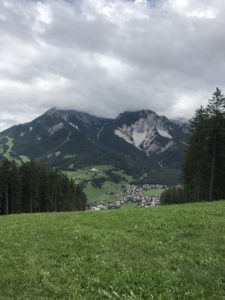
[89,165,117,171]
[66,170,96,182]
[0,136,31,164]
[5,137,14,159]
[19,155,30,163]
[84,181,123,203]
[0,136,6,154]
[143,188,165,196]
[112,169,133,182]
[0,136,14,160]
[65,165,113,183]
[64,165,133,203]
[121,202,138,209]
[0,201,225,299]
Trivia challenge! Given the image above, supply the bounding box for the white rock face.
[55,151,61,157]
[156,128,172,139]
[36,136,42,141]
[69,122,79,130]
[114,115,173,154]
[48,122,64,135]
[114,129,133,145]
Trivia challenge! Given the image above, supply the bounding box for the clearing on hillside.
[65,165,133,203]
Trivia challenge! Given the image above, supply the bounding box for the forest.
[0,160,87,215]
[161,88,225,204]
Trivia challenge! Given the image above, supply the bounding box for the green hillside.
[1,201,225,299]
[0,108,188,185]
[0,135,29,163]
[143,188,164,196]
[65,165,133,203]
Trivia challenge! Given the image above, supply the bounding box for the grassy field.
[5,137,14,159]
[143,188,165,196]
[84,181,124,203]
[65,165,117,183]
[0,136,30,163]
[65,165,131,183]
[0,136,14,160]
[65,165,133,203]
[66,169,99,182]
[19,155,30,163]
[0,201,225,299]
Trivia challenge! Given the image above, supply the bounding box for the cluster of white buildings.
[88,184,166,210]
[119,184,166,208]
[88,201,121,211]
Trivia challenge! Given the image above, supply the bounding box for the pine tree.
[183,88,225,202]
[206,88,225,200]
[182,106,209,201]
[0,160,12,214]
[0,159,87,215]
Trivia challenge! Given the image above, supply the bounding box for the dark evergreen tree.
[183,88,225,202]
[182,106,209,201]
[0,160,11,215]
[160,187,186,205]
[0,159,87,215]
[162,88,225,204]
[206,88,225,200]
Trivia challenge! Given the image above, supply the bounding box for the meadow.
[0,136,30,163]
[0,201,225,299]
[143,188,164,196]
[65,165,133,203]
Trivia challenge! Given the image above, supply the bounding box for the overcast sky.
[0,0,225,131]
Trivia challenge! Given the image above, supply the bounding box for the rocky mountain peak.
[113,109,176,155]
[0,108,189,174]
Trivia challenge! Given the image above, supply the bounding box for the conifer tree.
[183,88,225,201]
[0,159,87,215]
[162,88,225,204]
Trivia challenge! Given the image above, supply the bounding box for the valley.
[0,108,189,193]
[0,107,186,204]
[65,165,133,203]
[1,2,224,299]
[64,165,165,206]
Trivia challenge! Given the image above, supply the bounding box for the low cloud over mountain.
[0,108,189,184]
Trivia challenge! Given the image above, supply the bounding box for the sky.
[0,0,225,131]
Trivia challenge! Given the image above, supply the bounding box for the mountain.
[99,110,188,169]
[0,108,189,184]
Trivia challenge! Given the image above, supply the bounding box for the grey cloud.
[0,0,225,131]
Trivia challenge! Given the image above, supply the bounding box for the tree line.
[161,88,225,204]
[0,160,87,215]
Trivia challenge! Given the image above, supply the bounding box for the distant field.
[66,169,98,182]
[65,167,165,204]
[143,188,165,196]
[5,137,14,159]
[65,165,133,203]
[0,136,30,163]
[84,181,123,203]
[0,136,14,160]
[65,165,115,183]
[19,155,30,163]
[0,201,225,299]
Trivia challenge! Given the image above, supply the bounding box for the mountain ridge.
[0,108,189,184]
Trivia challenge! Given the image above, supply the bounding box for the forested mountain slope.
[0,108,189,184]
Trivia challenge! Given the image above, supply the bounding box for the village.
[89,184,167,211]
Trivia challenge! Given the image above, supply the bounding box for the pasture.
[0,201,225,299]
